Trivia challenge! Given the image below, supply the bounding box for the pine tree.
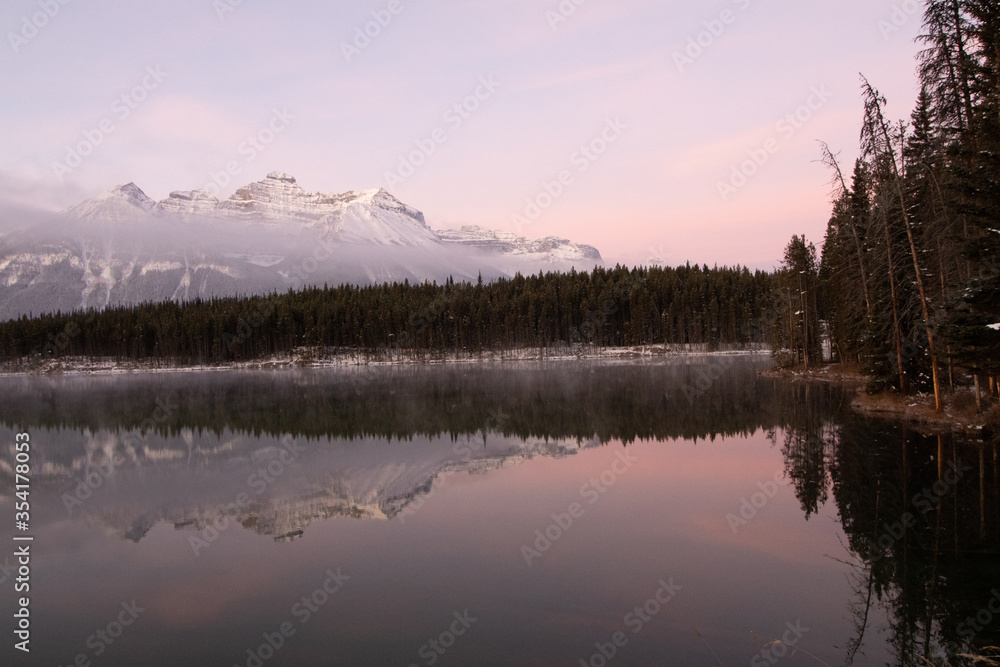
[861,76,943,408]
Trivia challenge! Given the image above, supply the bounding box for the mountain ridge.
[0,172,604,320]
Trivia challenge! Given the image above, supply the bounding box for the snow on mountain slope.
[18,423,593,543]
[158,172,439,246]
[438,224,602,261]
[64,183,159,224]
[158,189,220,218]
[330,188,439,246]
[437,225,603,274]
[0,172,605,320]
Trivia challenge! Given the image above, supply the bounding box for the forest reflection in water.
[0,357,996,665]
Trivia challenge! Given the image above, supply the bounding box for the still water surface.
[0,357,996,666]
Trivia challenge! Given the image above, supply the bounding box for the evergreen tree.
[773,235,821,368]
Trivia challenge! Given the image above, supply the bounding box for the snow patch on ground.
[0,345,771,377]
[140,261,184,275]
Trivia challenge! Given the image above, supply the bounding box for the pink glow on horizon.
[0,0,925,268]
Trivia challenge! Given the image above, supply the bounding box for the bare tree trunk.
[953,442,959,554]
[924,435,943,663]
[951,0,978,141]
[821,143,873,319]
[880,206,907,392]
[799,271,809,370]
[939,245,955,391]
[865,78,942,408]
[786,288,796,365]
[981,447,987,540]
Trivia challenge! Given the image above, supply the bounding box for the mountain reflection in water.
[0,358,996,666]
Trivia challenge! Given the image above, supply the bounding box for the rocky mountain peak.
[159,189,220,216]
[438,225,603,263]
[266,171,297,184]
[0,173,608,320]
[64,182,159,223]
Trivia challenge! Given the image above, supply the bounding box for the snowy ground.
[0,344,771,376]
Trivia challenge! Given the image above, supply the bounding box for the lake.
[1,357,997,666]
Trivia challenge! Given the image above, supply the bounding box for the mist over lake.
[1,358,995,665]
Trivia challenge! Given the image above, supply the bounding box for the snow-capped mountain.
[0,173,604,320]
[64,182,159,223]
[437,225,602,276]
[9,421,593,543]
[158,172,441,246]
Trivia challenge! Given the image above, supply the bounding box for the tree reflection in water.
[776,399,999,667]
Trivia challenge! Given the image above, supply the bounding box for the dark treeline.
[810,0,999,402]
[0,264,773,364]
[780,409,1000,665]
[0,360,815,446]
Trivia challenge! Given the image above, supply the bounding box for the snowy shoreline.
[0,345,771,377]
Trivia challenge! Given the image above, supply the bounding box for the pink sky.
[0,0,926,268]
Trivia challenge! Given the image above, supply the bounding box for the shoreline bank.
[0,345,771,377]
[761,363,996,436]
